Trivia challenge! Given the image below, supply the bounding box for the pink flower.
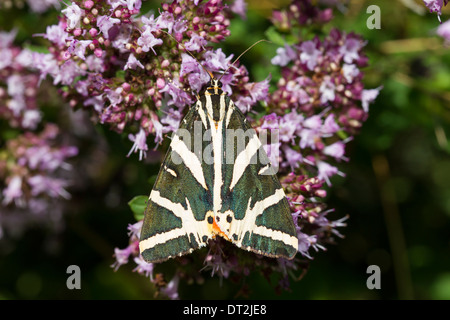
[319,76,336,104]
[297,233,317,259]
[137,26,163,54]
[111,246,133,271]
[279,111,303,142]
[156,12,175,33]
[22,110,42,130]
[68,40,93,60]
[263,142,281,169]
[159,76,195,108]
[26,0,60,12]
[0,48,13,70]
[2,176,23,205]
[124,0,142,11]
[361,87,382,112]
[7,74,25,97]
[127,127,148,161]
[230,0,247,20]
[133,256,154,280]
[0,29,17,48]
[184,33,207,52]
[53,60,85,86]
[286,78,310,105]
[323,141,347,160]
[28,175,71,199]
[40,23,70,47]
[140,14,158,31]
[203,48,233,72]
[246,77,270,103]
[62,3,83,29]
[96,15,121,39]
[437,19,450,41]
[322,114,340,135]
[260,113,280,131]
[282,146,303,170]
[127,221,142,239]
[423,0,448,21]
[317,161,344,186]
[124,53,144,70]
[342,63,360,83]
[300,40,321,70]
[339,38,363,64]
[160,275,180,300]
[271,44,296,67]
[180,54,210,92]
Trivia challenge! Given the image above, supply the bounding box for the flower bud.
[89,28,98,37]
[94,48,103,57]
[156,78,166,89]
[84,1,94,9]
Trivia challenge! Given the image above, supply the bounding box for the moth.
[139,46,298,263]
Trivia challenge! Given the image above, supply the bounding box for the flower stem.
[372,154,414,299]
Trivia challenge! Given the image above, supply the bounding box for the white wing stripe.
[140,190,210,252]
[171,134,208,190]
[229,188,287,244]
[229,132,261,190]
[209,117,223,214]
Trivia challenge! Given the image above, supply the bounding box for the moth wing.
[139,102,213,263]
[216,101,298,259]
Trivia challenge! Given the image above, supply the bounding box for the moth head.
[210,78,223,90]
[199,76,224,95]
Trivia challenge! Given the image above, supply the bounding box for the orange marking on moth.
[211,217,229,241]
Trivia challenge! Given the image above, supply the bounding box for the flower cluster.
[0,124,78,238]
[253,10,381,271]
[0,27,78,238]
[36,0,265,161]
[268,29,381,185]
[0,30,42,130]
[280,173,347,258]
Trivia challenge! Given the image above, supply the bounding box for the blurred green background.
[0,0,449,299]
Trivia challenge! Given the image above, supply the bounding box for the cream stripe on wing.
[225,101,234,128]
[197,102,207,128]
[229,188,296,247]
[139,228,187,251]
[205,94,213,120]
[209,116,223,214]
[171,134,208,190]
[139,190,210,252]
[252,225,298,248]
[229,132,261,190]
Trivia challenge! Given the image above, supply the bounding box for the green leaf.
[116,70,125,81]
[264,26,286,46]
[128,195,148,221]
[23,44,50,54]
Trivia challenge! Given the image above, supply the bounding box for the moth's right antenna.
[218,39,271,82]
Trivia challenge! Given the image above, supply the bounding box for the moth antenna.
[218,39,271,82]
[159,30,214,80]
